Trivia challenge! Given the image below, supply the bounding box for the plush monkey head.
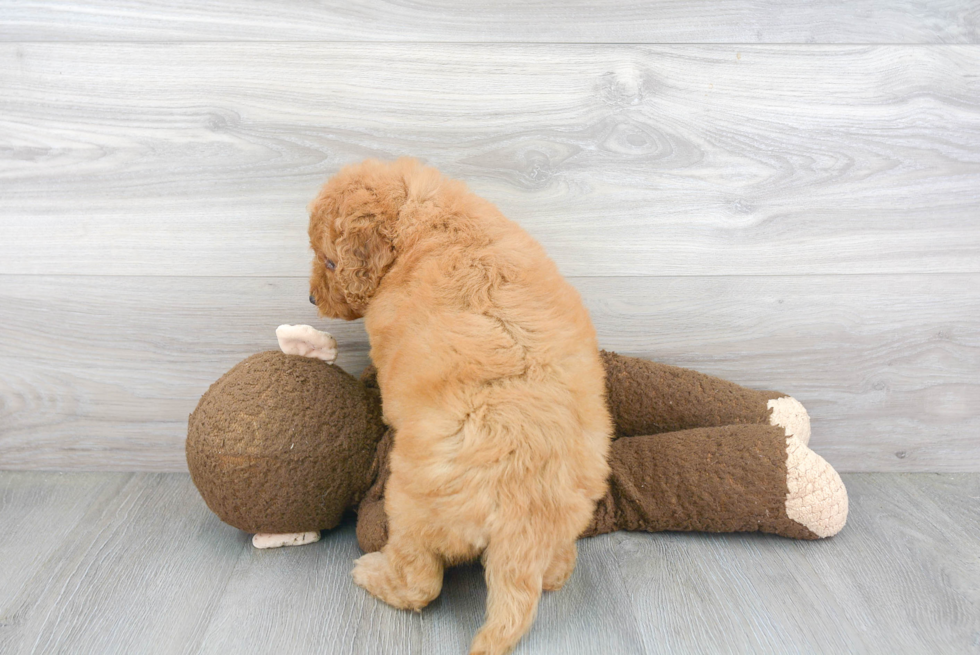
[186,350,385,534]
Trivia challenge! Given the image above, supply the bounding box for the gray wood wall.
[2,2,978,472]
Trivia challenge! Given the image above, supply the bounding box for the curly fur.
[308,159,612,655]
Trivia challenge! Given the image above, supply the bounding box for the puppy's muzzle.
[309,294,317,305]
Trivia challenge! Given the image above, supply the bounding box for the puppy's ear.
[334,211,396,313]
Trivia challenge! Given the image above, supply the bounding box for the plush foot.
[768,396,811,445]
[276,324,338,362]
[252,531,321,549]
[784,436,848,537]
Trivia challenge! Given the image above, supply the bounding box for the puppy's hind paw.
[352,552,388,589]
[353,551,440,612]
[352,552,416,611]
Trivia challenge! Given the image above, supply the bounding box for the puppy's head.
[308,159,413,320]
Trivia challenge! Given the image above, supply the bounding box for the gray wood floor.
[2,6,979,474]
[0,472,977,654]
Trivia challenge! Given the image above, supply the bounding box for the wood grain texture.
[1,472,977,654]
[1,1,977,44]
[800,474,980,652]
[592,275,980,473]
[3,44,979,277]
[0,276,368,471]
[1,274,977,472]
[196,525,424,655]
[0,472,127,615]
[607,473,980,654]
[0,473,248,654]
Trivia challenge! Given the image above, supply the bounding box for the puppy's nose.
[309,294,317,305]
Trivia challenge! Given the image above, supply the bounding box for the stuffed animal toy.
[186,326,847,550]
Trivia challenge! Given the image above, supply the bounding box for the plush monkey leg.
[356,428,394,554]
[356,356,833,552]
[353,365,395,553]
[601,351,811,445]
[583,424,847,540]
[360,424,848,549]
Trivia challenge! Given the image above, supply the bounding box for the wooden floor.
[0,472,977,654]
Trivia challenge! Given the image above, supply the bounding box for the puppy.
[308,159,612,655]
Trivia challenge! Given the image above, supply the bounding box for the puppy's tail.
[469,526,553,655]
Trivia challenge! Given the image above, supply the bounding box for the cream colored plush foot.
[252,531,321,549]
[784,437,848,538]
[769,396,811,446]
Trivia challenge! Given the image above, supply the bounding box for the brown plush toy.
[186,326,847,551]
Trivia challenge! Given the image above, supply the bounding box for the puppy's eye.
[322,255,336,271]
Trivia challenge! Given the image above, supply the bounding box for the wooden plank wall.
[1,3,978,471]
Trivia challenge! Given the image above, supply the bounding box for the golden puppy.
[308,159,612,655]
